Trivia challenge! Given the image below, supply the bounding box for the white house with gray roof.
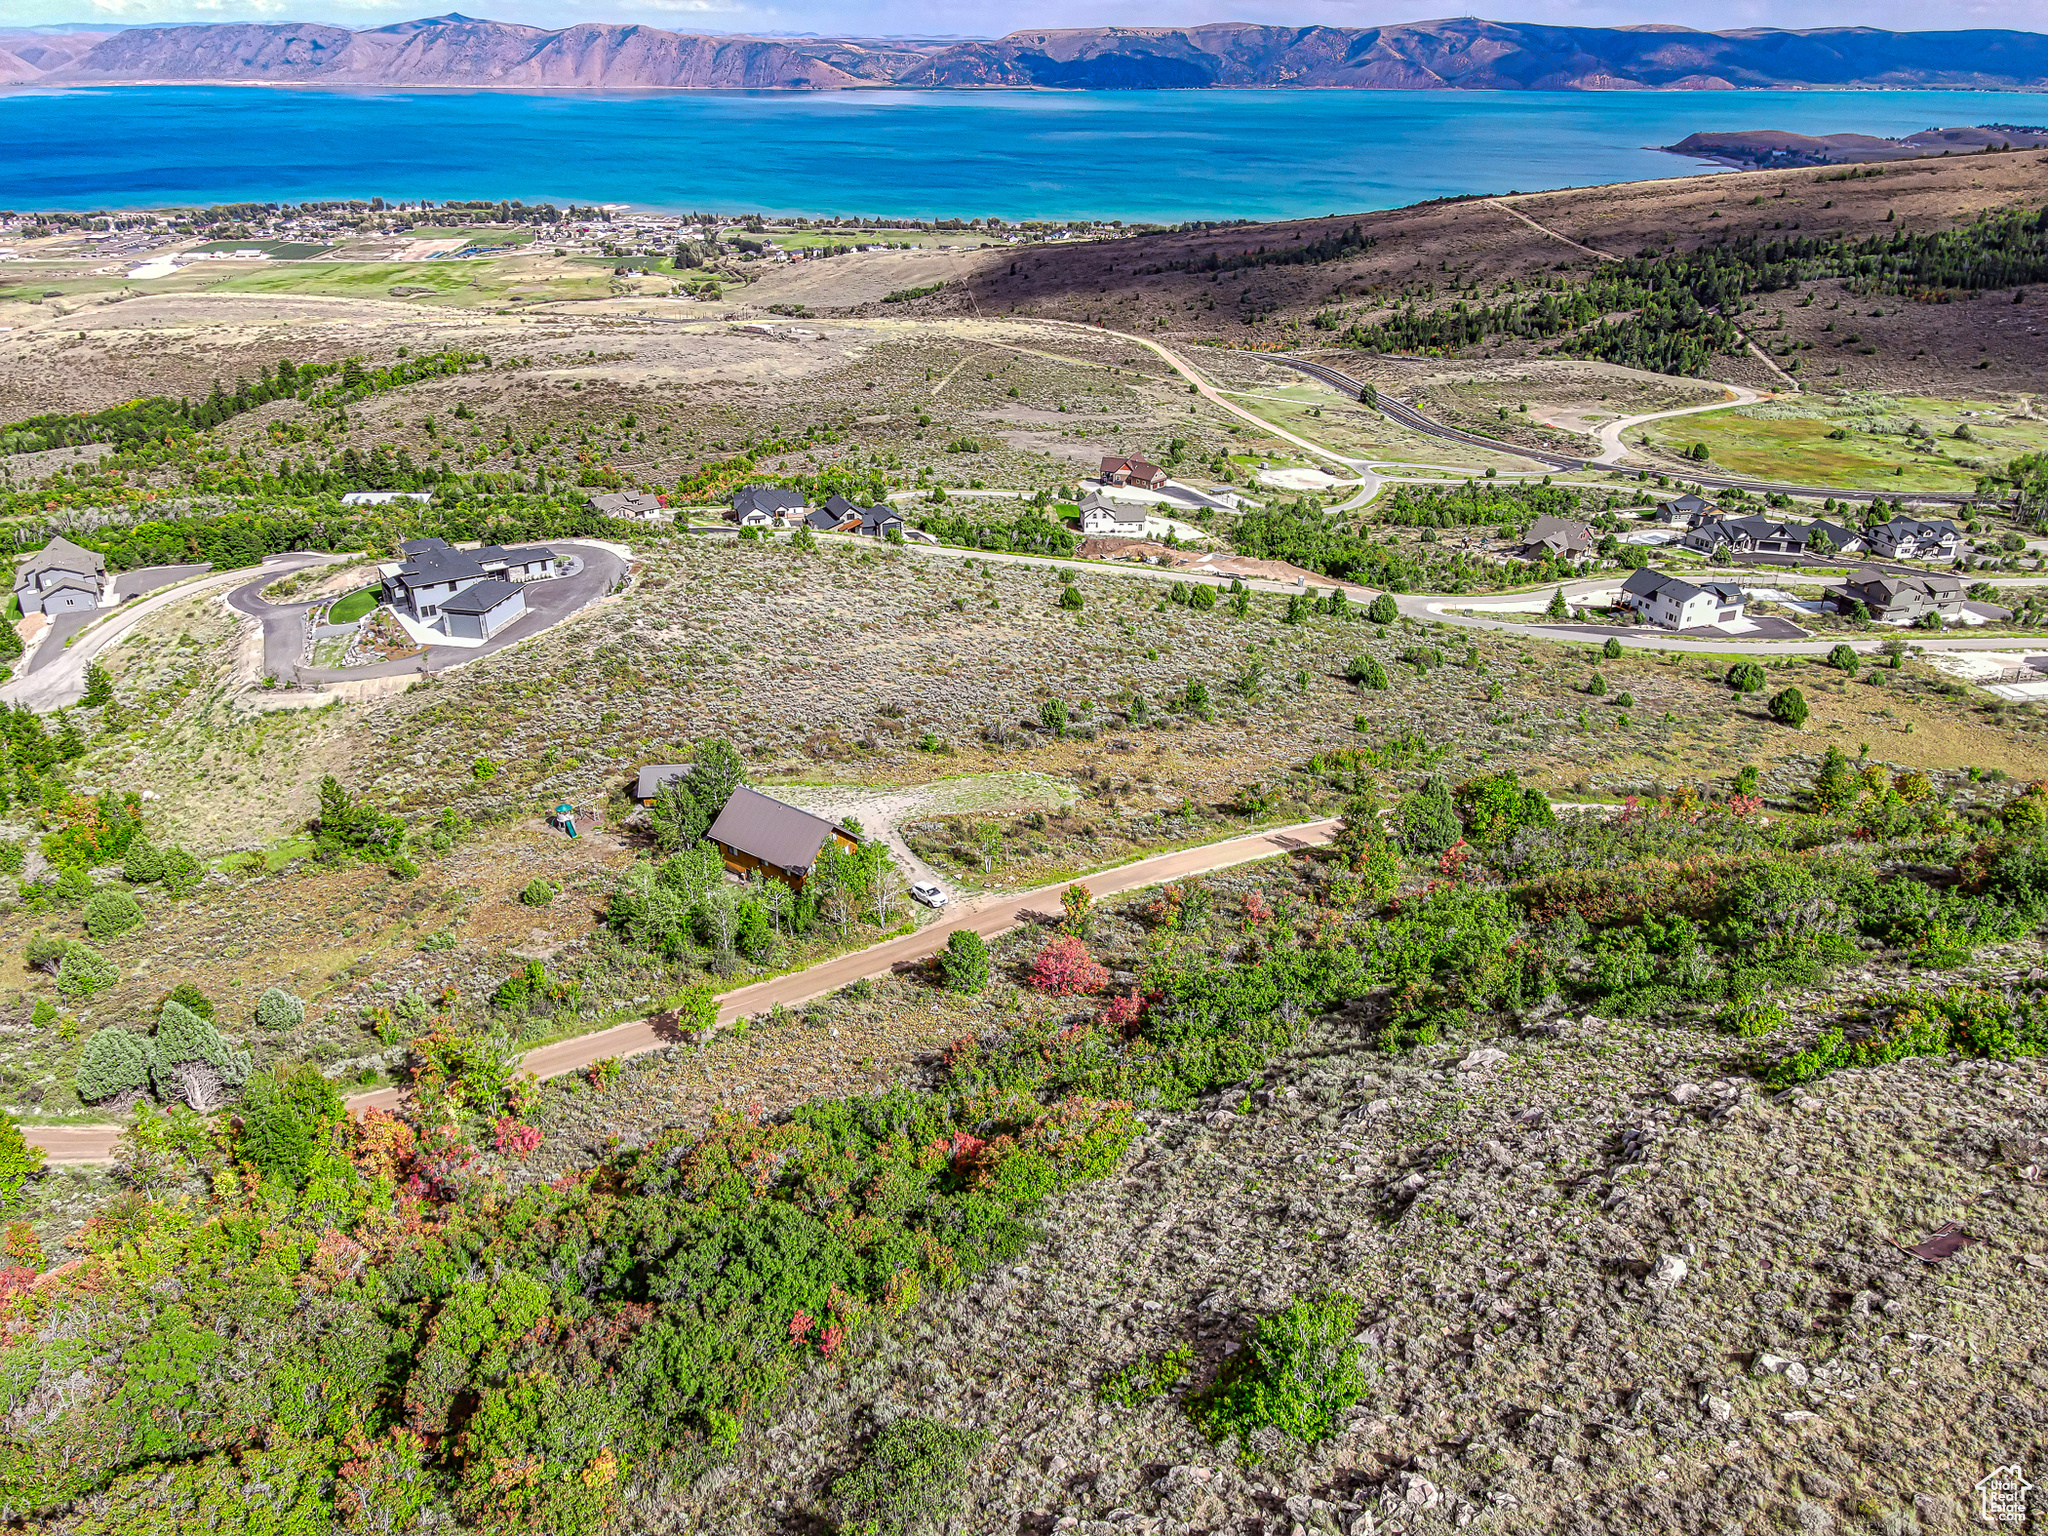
[14,536,109,616]
[377,537,558,631]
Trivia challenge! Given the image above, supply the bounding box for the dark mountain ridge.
[22,14,2048,92]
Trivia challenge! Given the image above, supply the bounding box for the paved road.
[1262,352,1986,506]
[27,818,1337,1163]
[228,542,630,686]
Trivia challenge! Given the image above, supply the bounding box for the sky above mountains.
[16,2,2046,44]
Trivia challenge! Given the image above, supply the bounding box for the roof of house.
[823,493,861,516]
[1621,567,1673,598]
[395,546,489,586]
[1083,499,1147,521]
[634,763,692,801]
[1808,520,1863,547]
[1879,515,1959,537]
[400,537,452,556]
[858,506,904,534]
[1101,455,1165,479]
[18,536,106,580]
[1838,566,1962,602]
[732,485,808,517]
[805,507,849,531]
[477,543,557,566]
[36,577,101,597]
[589,490,664,515]
[1669,493,1713,513]
[1522,515,1592,551]
[439,578,522,616]
[705,785,855,872]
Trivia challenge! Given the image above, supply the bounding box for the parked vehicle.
[910,880,948,909]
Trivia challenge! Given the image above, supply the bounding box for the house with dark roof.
[378,539,557,629]
[729,485,808,527]
[1866,516,1961,562]
[1100,456,1168,490]
[1518,515,1595,565]
[1825,566,1967,625]
[439,579,526,640]
[857,505,906,539]
[704,785,861,887]
[1619,568,1745,630]
[14,536,108,616]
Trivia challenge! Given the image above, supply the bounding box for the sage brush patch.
[832,1417,990,1536]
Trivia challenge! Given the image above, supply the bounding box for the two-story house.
[1866,516,1961,562]
[14,536,108,616]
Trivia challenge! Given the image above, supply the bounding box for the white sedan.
[910,881,948,909]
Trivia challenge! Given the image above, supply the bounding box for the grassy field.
[205,255,617,306]
[400,226,535,245]
[186,240,334,259]
[1642,393,2048,490]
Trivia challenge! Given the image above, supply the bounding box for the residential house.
[1866,516,1961,562]
[589,489,668,520]
[1804,520,1867,557]
[1099,456,1168,491]
[13,536,108,616]
[704,785,861,888]
[1651,492,1716,527]
[1078,492,1149,538]
[729,485,808,527]
[1618,568,1746,631]
[1825,566,1967,625]
[1518,515,1595,565]
[438,579,526,641]
[633,763,692,805]
[1683,514,1865,559]
[857,505,906,539]
[378,538,558,627]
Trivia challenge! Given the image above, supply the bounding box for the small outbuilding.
[634,763,693,805]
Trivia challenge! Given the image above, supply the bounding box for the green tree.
[791,525,818,552]
[1456,772,1555,846]
[0,1111,45,1212]
[1602,636,1623,660]
[81,664,113,707]
[1057,585,1084,611]
[254,986,306,1030]
[1811,745,1860,813]
[1768,687,1809,728]
[936,929,990,995]
[82,888,144,941]
[1039,699,1069,738]
[56,942,118,999]
[236,1066,343,1190]
[1399,775,1462,855]
[76,1026,153,1103]
[1827,643,1860,674]
[1587,673,1608,697]
[122,839,166,885]
[1366,593,1397,624]
[1061,882,1095,938]
[1726,662,1766,695]
[1546,587,1568,619]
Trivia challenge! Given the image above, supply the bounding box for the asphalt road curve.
[1268,353,1986,506]
[27,818,1339,1163]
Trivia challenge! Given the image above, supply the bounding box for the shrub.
[1602,636,1623,659]
[0,1113,44,1209]
[936,929,990,994]
[1827,643,1860,675]
[165,983,214,1020]
[1026,934,1108,995]
[56,942,118,998]
[1811,746,1860,814]
[518,877,556,908]
[1586,672,1607,697]
[1057,585,1084,611]
[82,888,144,941]
[831,1417,989,1536]
[1060,882,1095,937]
[1098,1343,1194,1409]
[1347,656,1390,691]
[1195,1294,1368,1463]
[157,847,203,897]
[1768,687,1809,728]
[1727,662,1766,694]
[254,986,306,1031]
[1366,593,1397,624]
[1188,583,1217,612]
[24,932,68,974]
[121,840,166,885]
[76,1028,153,1103]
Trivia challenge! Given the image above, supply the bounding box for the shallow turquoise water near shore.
[0,85,2037,220]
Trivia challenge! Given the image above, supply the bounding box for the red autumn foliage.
[1101,988,1144,1035]
[494,1118,543,1158]
[1027,933,1109,996]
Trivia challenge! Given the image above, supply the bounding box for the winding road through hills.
[25,819,1338,1164]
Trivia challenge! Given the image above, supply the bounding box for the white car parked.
[910,880,948,909]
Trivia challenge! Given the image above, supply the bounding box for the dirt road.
[28,817,1338,1163]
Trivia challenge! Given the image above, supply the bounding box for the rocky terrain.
[22,16,2048,92]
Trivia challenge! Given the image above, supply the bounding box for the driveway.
[26,817,1337,1162]
[24,564,214,675]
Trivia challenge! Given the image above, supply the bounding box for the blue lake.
[0,85,2036,220]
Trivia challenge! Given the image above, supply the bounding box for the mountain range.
[5,14,2048,92]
